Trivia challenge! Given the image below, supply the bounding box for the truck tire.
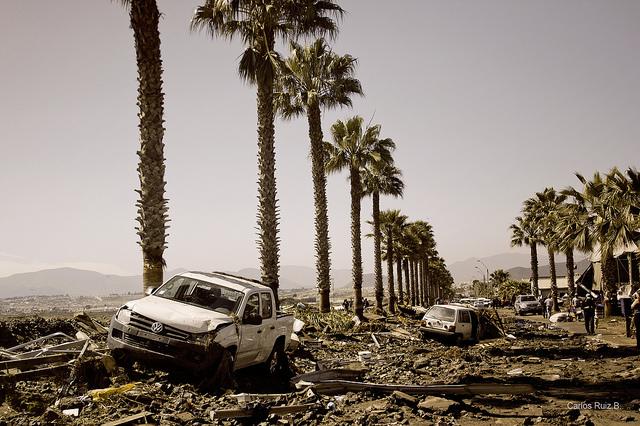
[454,334,464,346]
[265,339,289,379]
[198,347,235,392]
[111,349,133,370]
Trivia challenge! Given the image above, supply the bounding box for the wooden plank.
[211,404,317,419]
[101,411,153,426]
[309,380,535,396]
[0,364,69,384]
[291,367,366,384]
[0,354,72,371]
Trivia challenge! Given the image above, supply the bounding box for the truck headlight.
[115,307,132,325]
[192,331,217,346]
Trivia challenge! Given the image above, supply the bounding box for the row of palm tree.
[510,167,640,316]
[119,0,454,313]
[374,212,454,314]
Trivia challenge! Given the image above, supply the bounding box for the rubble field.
[1,308,640,426]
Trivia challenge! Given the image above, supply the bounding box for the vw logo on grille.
[150,322,164,334]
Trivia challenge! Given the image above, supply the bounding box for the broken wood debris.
[0,353,73,371]
[291,366,367,385]
[210,403,319,420]
[307,380,535,396]
[0,364,70,384]
[101,411,153,426]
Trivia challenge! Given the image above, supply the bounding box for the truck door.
[258,291,276,361]
[236,293,263,368]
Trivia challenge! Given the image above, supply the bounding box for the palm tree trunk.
[307,104,331,313]
[425,256,431,304]
[256,76,281,308]
[130,0,168,294]
[403,259,410,305]
[372,191,384,312]
[417,259,422,306]
[548,248,558,312]
[397,258,403,305]
[410,260,416,306]
[417,260,423,306]
[530,243,539,297]
[628,253,634,288]
[349,167,364,320]
[421,259,427,305]
[566,249,575,299]
[386,228,396,314]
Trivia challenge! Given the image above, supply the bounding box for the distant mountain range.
[0,265,378,298]
[449,252,589,282]
[505,258,591,281]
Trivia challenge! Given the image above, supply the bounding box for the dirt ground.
[1,306,640,426]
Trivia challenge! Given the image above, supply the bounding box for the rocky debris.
[1,309,639,425]
[418,395,459,414]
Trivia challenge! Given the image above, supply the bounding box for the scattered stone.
[418,396,459,414]
[392,390,417,406]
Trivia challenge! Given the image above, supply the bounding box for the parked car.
[513,294,543,316]
[474,298,493,309]
[420,304,480,344]
[107,271,294,376]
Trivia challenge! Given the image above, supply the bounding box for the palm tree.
[429,256,452,299]
[396,225,413,304]
[275,39,361,312]
[510,216,540,297]
[563,168,640,315]
[524,188,566,312]
[325,116,395,319]
[404,221,435,305]
[192,0,343,307]
[489,269,510,286]
[604,168,640,286]
[379,210,407,314]
[413,221,436,305]
[117,0,169,293]
[392,219,409,305]
[362,163,403,312]
[555,200,591,299]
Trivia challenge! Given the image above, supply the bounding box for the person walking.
[583,294,596,335]
[632,292,640,350]
[620,293,633,338]
[544,296,553,319]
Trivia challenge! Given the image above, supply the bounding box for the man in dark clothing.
[621,294,633,338]
[583,294,596,335]
[632,292,640,350]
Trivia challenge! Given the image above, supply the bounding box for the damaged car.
[107,271,294,381]
[419,304,479,345]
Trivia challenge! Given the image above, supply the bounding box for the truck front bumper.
[107,317,219,371]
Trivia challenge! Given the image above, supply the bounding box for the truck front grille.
[129,312,191,341]
[123,332,178,356]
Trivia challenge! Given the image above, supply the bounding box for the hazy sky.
[1,1,639,278]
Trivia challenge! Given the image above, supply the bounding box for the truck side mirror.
[243,312,263,326]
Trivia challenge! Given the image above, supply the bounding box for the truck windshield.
[154,276,243,315]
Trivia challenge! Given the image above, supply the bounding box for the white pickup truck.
[107,271,293,379]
